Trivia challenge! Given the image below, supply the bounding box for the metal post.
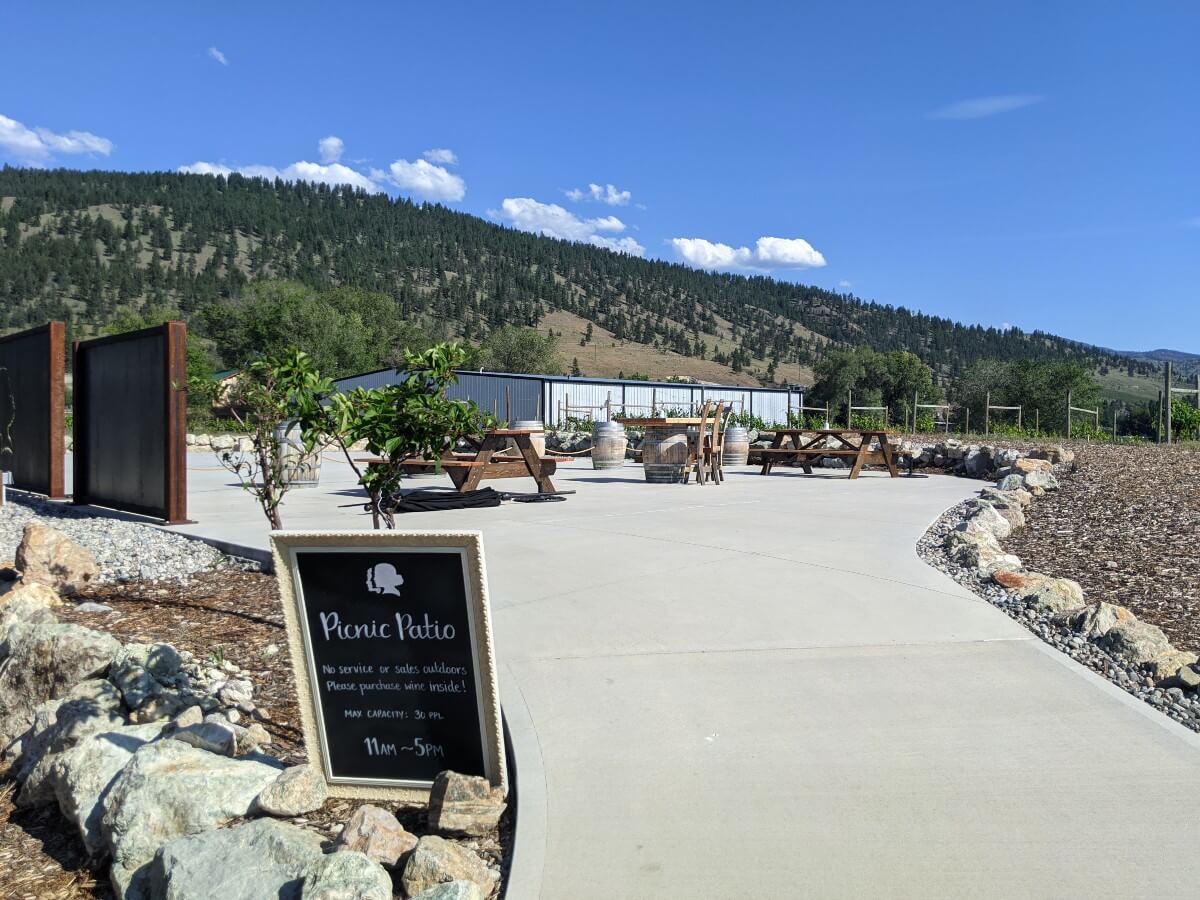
[606,390,612,422]
[1067,389,1072,439]
[985,391,990,436]
[847,390,852,428]
[1157,389,1163,443]
[1035,408,1039,434]
[965,407,969,435]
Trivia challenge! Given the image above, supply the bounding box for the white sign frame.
[271,530,506,801]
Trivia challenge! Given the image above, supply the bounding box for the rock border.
[918,452,1200,733]
[0,526,509,900]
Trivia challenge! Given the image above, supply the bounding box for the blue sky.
[2,1,1197,352]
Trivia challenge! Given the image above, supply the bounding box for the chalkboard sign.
[272,531,505,800]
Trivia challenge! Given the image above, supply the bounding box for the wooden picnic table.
[620,417,707,483]
[360,427,568,494]
[757,428,900,479]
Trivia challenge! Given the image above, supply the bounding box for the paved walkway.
[171,453,1200,899]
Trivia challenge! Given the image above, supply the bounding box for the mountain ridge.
[0,166,1159,386]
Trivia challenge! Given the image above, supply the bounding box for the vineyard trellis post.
[1163,360,1200,444]
[984,391,1021,437]
[1066,389,1099,440]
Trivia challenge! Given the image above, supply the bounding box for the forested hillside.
[0,166,1152,385]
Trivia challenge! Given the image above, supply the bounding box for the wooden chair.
[703,401,726,484]
[683,401,713,485]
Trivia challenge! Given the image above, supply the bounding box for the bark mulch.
[1,570,511,900]
[1004,443,1200,651]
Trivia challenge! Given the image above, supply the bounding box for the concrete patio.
[160,452,1200,898]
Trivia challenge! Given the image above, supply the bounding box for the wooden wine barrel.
[592,420,627,469]
[641,425,691,483]
[510,420,546,457]
[275,422,322,488]
[723,426,750,466]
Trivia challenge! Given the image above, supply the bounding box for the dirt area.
[1004,443,1200,651]
[543,309,787,385]
[0,571,512,900]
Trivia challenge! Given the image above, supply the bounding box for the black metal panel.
[0,323,65,497]
[73,323,187,522]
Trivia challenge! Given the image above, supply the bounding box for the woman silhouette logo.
[366,563,404,597]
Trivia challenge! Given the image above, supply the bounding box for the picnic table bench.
[358,427,570,494]
[757,428,900,479]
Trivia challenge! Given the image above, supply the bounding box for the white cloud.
[208,47,228,66]
[565,182,631,206]
[495,197,644,256]
[423,148,457,165]
[387,158,465,201]
[754,236,826,268]
[178,159,383,193]
[0,113,113,164]
[837,279,853,290]
[318,136,344,164]
[178,161,234,176]
[671,238,754,270]
[672,234,827,271]
[927,94,1043,120]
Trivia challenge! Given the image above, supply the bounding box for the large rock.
[0,622,121,756]
[148,818,324,900]
[14,523,99,595]
[334,804,417,868]
[109,643,186,711]
[13,678,125,807]
[1101,620,1173,666]
[428,771,506,836]
[51,722,167,856]
[401,836,497,899]
[301,849,394,900]
[409,883,485,900]
[171,721,238,757]
[992,570,1084,613]
[0,581,60,640]
[257,764,328,817]
[1057,602,1136,639]
[1145,651,1200,684]
[100,738,284,899]
[995,474,1026,492]
[1032,445,1074,465]
[1023,470,1060,491]
[957,504,1012,540]
[945,529,1022,575]
[1012,457,1052,475]
[978,487,1032,509]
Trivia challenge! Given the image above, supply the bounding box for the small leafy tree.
[218,348,333,530]
[300,342,492,529]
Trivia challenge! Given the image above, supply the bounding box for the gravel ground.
[0,495,249,582]
[919,488,1200,734]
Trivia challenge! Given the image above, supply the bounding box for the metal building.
[332,368,809,427]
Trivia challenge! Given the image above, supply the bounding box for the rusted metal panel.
[73,322,188,523]
[0,322,66,498]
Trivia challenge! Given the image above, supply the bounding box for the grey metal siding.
[331,369,807,427]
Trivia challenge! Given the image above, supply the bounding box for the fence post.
[985,391,990,436]
[965,407,969,435]
[1157,389,1163,443]
[1035,408,1039,434]
[1066,389,1072,439]
[1164,363,1172,444]
[846,390,852,428]
[606,391,612,422]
